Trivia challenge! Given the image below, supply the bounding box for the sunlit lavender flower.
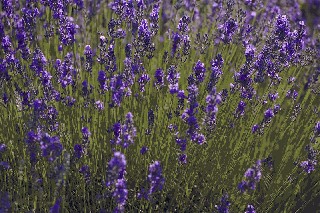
[171,32,181,57]
[208,54,224,91]
[203,87,222,131]
[150,3,160,35]
[235,100,246,117]
[106,152,126,187]
[268,92,279,102]
[154,68,164,89]
[219,18,238,44]
[292,90,298,100]
[138,73,151,92]
[95,100,104,111]
[245,45,255,62]
[177,15,191,34]
[98,70,108,91]
[245,204,256,213]
[273,104,281,114]
[113,178,128,208]
[147,161,165,196]
[81,127,91,139]
[1,36,13,53]
[110,74,126,107]
[238,160,262,193]
[58,17,78,46]
[176,137,187,152]
[275,15,290,41]
[166,65,180,94]
[299,160,317,173]
[122,112,137,148]
[264,108,275,121]
[193,60,206,84]
[110,122,122,146]
[84,45,93,74]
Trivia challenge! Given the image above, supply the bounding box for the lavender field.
[1,0,320,212]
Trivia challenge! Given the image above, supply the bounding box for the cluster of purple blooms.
[110,112,137,149]
[137,161,165,201]
[106,152,128,213]
[0,0,319,212]
[238,160,262,193]
[0,144,10,170]
[298,122,320,173]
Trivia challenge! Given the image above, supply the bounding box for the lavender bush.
[1,0,320,212]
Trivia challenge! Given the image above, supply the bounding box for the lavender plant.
[0,0,320,212]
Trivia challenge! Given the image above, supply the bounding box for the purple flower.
[176,137,187,151]
[268,92,279,102]
[81,127,91,139]
[95,100,104,111]
[84,45,93,73]
[273,104,281,114]
[0,162,10,170]
[122,112,137,148]
[113,178,128,206]
[177,15,191,33]
[245,45,255,62]
[219,18,238,44]
[236,100,246,116]
[171,32,181,57]
[138,73,150,92]
[215,192,231,213]
[153,68,164,89]
[110,74,126,107]
[147,161,165,195]
[58,17,78,46]
[140,146,148,155]
[208,54,224,91]
[110,122,122,146]
[98,70,108,91]
[315,121,320,135]
[238,180,247,193]
[193,60,206,84]
[203,87,221,131]
[300,160,317,173]
[74,144,83,159]
[1,36,12,53]
[166,65,180,94]
[150,3,160,35]
[245,204,256,213]
[0,144,6,153]
[239,160,262,193]
[50,197,61,213]
[39,133,63,162]
[2,93,8,104]
[178,153,187,164]
[264,108,275,120]
[106,152,127,187]
[275,15,290,41]
[292,90,298,100]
